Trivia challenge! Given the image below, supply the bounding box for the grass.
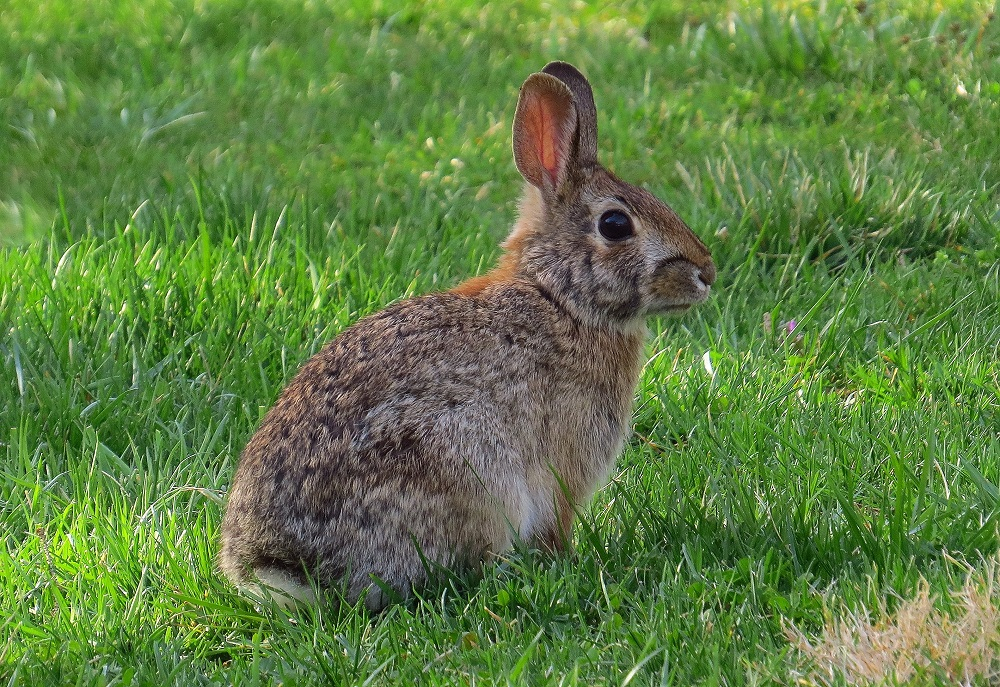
[2,0,999,684]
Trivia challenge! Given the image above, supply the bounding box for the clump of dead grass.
[787,556,1000,686]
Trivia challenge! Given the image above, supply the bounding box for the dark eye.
[597,210,634,241]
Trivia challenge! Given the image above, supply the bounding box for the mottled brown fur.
[219,62,715,610]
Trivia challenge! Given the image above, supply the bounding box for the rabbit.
[219,61,716,610]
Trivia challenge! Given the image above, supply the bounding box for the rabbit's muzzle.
[649,255,716,314]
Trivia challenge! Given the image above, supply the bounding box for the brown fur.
[219,62,716,610]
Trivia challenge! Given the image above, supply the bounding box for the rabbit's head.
[505,62,715,328]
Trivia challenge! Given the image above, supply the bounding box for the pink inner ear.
[526,92,563,184]
[536,102,559,176]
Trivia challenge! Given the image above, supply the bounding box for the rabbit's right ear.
[541,62,597,163]
[512,73,578,193]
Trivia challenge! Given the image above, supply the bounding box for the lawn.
[2,0,999,684]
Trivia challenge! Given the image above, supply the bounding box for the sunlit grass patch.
[788,554,1000,685]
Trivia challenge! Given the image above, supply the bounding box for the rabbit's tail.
[246,566,317,609]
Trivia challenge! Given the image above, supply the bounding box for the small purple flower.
[784,319,797,334]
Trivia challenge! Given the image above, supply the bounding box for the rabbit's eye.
[598,210,634,241]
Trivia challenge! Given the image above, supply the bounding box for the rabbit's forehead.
[583,170,672,217]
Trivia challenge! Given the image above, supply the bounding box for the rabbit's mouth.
[647,258,714,315]
[648,285,711,316]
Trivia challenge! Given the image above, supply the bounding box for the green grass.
[2,0,1000,684]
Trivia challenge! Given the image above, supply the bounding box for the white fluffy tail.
[245,566,316,609]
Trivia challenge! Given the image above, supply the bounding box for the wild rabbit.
[219,61,715,610]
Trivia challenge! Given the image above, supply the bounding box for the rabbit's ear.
[513,73,579,192]
[541,62,597,162]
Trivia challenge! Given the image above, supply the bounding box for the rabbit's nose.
[697,262,717,288]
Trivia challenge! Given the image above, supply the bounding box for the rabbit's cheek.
[592,270,643,322]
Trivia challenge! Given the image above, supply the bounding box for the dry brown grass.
[787,556,1000,686]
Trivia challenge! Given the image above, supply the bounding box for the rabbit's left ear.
[512,73,578,193]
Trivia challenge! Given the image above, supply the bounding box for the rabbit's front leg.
[531,493,575,553]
